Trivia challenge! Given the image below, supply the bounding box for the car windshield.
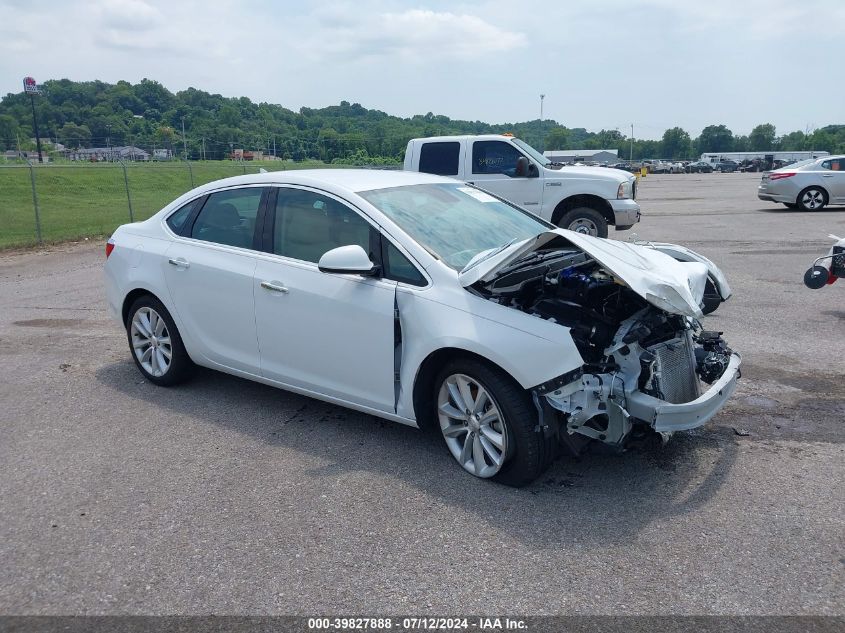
[512,138,551,166]
[359,183,551,270]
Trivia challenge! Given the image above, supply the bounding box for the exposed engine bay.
[472,241,738,450]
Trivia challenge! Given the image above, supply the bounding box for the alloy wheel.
[801,189,825,210]
[437,373,508,478]
[130,307,172,377]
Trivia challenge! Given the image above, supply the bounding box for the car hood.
[459,230,709,318]
[545,165,631,182]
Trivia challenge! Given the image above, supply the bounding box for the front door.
[466,139,542,211]
[253,187,396,412]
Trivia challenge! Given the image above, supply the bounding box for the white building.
[543,149,619,164]
[700,150,828,164]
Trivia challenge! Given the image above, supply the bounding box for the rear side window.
[821,159,842,171]
[190,187,263,249]
[419,142,460,176]
[472,141,522,175]
[166,198,203,233]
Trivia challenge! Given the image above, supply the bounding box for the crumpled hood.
[459,229,709,318]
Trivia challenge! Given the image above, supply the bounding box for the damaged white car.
[104,170,741,486]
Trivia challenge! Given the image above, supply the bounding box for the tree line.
[1,78,843,162]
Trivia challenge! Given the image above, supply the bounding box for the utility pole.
[107,124,112,161]
[202,136,206,161]
[539,94,545,121]
[630,124,634,161]
[181,117,188,160]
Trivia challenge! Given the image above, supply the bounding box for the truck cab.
[403,135,640,237]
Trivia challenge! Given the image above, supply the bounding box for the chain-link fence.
[0,160,400,249]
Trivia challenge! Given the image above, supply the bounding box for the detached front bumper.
[609,198,641,228]
[624,352,741,432]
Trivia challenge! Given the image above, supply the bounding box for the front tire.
[559,207,608,238]
[127,295,194,386]
[797,187,827,211]
[434,358,555,487]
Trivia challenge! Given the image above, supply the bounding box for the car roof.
[187,168,457,196]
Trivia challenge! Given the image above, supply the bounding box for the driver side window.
[472,141,523,175]
[272,188,376,264]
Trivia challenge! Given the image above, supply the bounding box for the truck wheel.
[559,207,608,238]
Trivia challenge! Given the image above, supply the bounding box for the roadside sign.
[23,76,39,94]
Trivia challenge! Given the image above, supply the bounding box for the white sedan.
[105,170,741,486]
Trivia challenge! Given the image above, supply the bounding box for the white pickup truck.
[403,134,640,238]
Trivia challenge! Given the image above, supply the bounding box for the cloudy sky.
[0,0,841,139]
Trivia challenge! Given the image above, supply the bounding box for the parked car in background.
[758,156,845,210]
[105,170,741,486]
[713,160,740,173]
[686,161,713,173]
[669,162,686,174]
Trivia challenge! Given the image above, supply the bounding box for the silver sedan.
[758,155,845,210]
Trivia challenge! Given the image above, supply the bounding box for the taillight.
[105,239,115,259]
[769,172,796,181]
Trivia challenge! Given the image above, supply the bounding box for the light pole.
[181,117,188,160]
[630,124,634,162]
[540,94,545,121]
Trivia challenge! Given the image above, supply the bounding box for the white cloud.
[307,8,526,62]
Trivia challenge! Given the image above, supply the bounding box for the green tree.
[748,123,776,151]
[58,122,92,148]
[661,127,691,159]
[545,127,569,150]
[779,131,806,151]
[0,114,19,151]
[697,125,734,153]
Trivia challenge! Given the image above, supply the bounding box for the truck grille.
[649,332,700,404]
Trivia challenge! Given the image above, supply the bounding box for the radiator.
[649,332,700,404]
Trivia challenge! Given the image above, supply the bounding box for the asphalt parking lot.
[1,172,843,615]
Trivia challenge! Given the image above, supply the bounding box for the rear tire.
[701,278,722,315]
[797,187,827,211]
[559,207,609,238]
[126,295,194,386]
[434,358,555,487]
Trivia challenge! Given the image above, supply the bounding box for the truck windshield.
[359,183,551,270]
[512,138,551,166]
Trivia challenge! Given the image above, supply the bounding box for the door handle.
[260,280,289,294]
[168,257,190,268]
[822,174,834,177]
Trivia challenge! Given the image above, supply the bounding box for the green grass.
[0,160,334,249]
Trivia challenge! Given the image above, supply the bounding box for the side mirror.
[515,156,529,177]
[528,162,539,178]
[318,245,379,276]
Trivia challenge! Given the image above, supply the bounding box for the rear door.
[820,158,845,203]
[253,186,396,412]
[465,139,542,211]
[163,186,266,374]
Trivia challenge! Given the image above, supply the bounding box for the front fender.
[394,288,583,420]
[647,242,732,301]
